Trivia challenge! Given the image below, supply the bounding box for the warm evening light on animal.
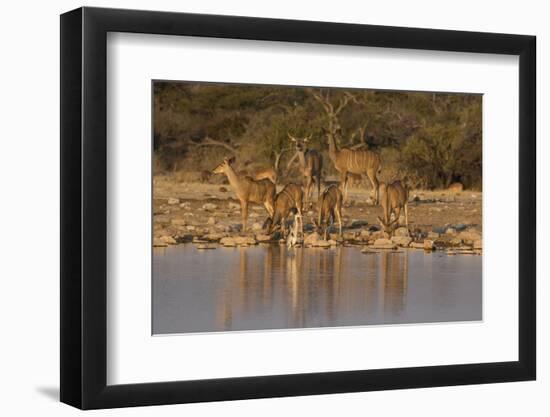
[152,81,482,334]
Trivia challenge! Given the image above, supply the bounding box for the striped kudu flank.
[326,131,381,204]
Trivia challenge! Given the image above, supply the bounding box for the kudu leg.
[296,196,304,238]
[264,196,275,218]
[316,174,321,202]
[367,169,379,205]
[339,172,349,203]
[241,201,248,232]
[335,208,343,238]
[296,208,303,239]
[394,207,401,227]
[305,176,313,205]
[292,212,304,239]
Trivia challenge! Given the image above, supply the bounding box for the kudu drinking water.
[212,157,275,232]
[287,134,323,203]
[264,183,304,238]
[314,185,343,240]
[377,180,409,236]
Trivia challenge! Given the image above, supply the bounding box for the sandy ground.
[153,175,482,253]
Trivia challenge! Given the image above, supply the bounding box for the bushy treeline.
[153,81,482,189]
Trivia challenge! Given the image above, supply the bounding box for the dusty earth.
[153,175,482,254]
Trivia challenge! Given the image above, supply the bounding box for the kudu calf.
[264,183,304,238]
[314,185,343,240]
[377,180,409,236]
[288,134,323,203]
[212,157,275,232]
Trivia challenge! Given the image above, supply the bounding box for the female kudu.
[377,180,409,236]
[288,134,323,203]
[212,157,275,232]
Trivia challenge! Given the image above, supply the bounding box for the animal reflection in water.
[216,246,409,331]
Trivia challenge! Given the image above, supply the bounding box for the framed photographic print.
[60,6,536,409]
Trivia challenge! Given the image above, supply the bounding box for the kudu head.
[320,125,343,142]
[212,156,236,175]
[312,217,324,236]
[377,216,399,236]
[288,133,311,153]
[264,206,297,235]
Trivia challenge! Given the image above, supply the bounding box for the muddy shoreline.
[153,176,482,255]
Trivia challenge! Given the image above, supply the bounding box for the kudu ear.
[227,156,236,165]
[288,133,296,142]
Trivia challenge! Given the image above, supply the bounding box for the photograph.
[152,81,483,334]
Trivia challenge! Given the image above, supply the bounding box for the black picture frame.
[60,6,536,410]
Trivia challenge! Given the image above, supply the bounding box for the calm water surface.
[153,245,482,334]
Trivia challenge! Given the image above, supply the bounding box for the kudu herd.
[212,128,410,240]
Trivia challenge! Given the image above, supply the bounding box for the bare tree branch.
[357,122,368,144]
[344,92,360,105]
[334,92,357,116]
[307,88,333,114]
[190,136,239,154]
[274,147,291,172]
[260,92,277,102]
[344,122,370,149]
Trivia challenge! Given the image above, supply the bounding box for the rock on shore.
[202,203,218,211]
[423,239,435,251]
[391,235,412,247]
[370,238,397,250]
[220,236,257,247]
